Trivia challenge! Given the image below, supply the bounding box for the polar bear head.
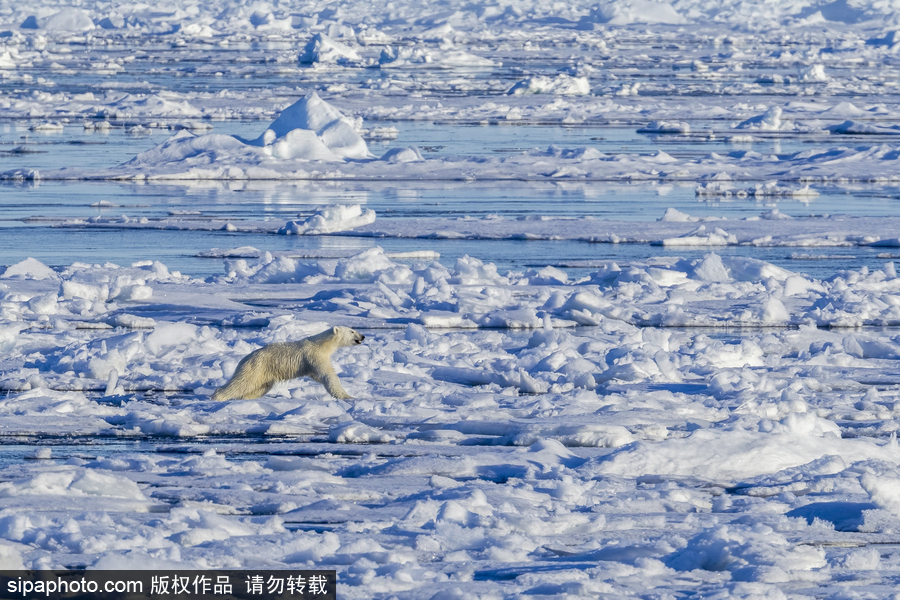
[333,325,365,346]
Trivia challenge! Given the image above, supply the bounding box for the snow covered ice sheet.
[7,0,900,597]
[4,249,900,596]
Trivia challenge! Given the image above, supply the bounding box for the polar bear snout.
[354,333,365,344]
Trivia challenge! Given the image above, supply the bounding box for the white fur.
[211,326,365,401]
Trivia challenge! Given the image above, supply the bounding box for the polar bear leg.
[322,373,352,400]
[213,379,274,401]
[310,368,352,400]
[247,381,275,400]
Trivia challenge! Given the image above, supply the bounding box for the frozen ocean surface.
[6,0,900,597]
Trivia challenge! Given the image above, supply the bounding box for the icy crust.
[5,243,900,354]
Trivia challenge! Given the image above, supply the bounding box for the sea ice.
[5,1,900,596]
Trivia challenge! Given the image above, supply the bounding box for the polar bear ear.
[332,326,339,335]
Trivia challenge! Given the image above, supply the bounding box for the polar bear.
[211,326,365,401]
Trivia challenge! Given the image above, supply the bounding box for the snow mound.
[735,107,785,131]
[380,146,424,163]
[300,33,362,64]
[0,50,17,69]
[820,101,867,117]
[666,524,826,582]
[102,93,202,119]
[41,8,95,32]
[263,129,344,161]
[252,92,370,160]
[329,422,394,443]
[379,46,495,69]
[760,208,792,220]
[507,75,590,96]
[1,258,58,280]
[658,208,699,222]
[592,413,896,483]
[799,64,828,82]
[432,366,549,394]
[123,131,260,169]
[656,225,737,246]
[278,205,376,235]
[861,471,900,517]
[638,121,691,134]
[0,469,145,500]
[588,0,687,25]
[829,121,900,135]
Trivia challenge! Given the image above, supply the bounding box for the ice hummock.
[124,93,374,171]
[299,33,362,64]
[278,204,376,235]
[1,257,59,280]
[246,92,371,160]
[506,75,590,96]
[379,46,496,68]
[35,8,95,32]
